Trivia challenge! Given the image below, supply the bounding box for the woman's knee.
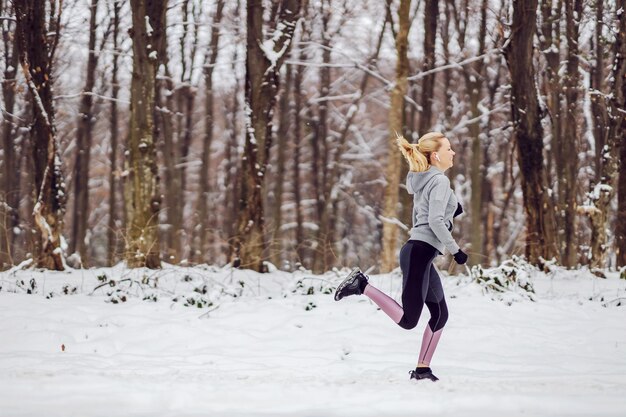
[398,315,419,330]
[431,305,449,331]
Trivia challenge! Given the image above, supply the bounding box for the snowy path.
[1,268,625,416]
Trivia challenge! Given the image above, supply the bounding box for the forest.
[1,0,625,274]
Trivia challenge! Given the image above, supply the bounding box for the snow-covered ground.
[1,262,625,417]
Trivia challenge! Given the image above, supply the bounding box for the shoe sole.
[334,267,362,301]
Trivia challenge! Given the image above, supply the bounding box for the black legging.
[397,240,449,331]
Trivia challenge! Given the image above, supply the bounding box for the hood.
[406,166,443,195]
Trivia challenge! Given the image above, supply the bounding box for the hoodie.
[406,166,460,255]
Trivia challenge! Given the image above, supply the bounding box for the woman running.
[334,132,467,382]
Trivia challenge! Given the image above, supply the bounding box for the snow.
[145,16,153,36]
[588,182,613,201]
[0,264,625,416]
[32,202,53,239]
[260,22,291,69]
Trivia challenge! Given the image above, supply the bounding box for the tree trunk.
[617,129,626,268]
[292,35,308,266]
[158,65,181,263]
[311,1,333,273]
[418,0,438,135]
[70,0,99,265]
[504,0,556,265]
[1,0,20,269]
[171,1,200,263]
[560,0,582,267]
[270,64,293,267]
[124,0,166,269]
[539,0,565,264]
[15,0,66,270]
[584,1,626,269]
[225,1,242,263]
[108,0,121,266]
[233,0,301,272]
[466,0,487,266]
[196,0,225,263]
[381,0,410,273]
[590,0,608,183]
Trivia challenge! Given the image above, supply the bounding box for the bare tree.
[418,0,438,135]
[589,0,608,181]
[108,0,121,266]
[618,130,626,268]
[70,0,100,265]
[583,0,626,269]
[538,0,564,263]
[310,0,333,273]
[224,0,243,263]
[195,0,225,263]
[233,0,302,272]
[504,0,556,265]
[448,0,489,265]
[14,0,66,270]
[269,63,292,267]
[1,0,20,269]
[327,9,388,268]
[558,0,582,267]
[291,30,309,266]
[124,0,167,269]
[381,0,411,272]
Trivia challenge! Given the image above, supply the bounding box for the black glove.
[453,250,468,265]
[454,203,463,218]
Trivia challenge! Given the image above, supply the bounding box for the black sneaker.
[409,367,439,382]
[334,268,368,301]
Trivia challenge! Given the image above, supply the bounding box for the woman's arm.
[427,177,460,254]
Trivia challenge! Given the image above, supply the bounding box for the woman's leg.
[359,241,437,329]
[418,264,449,366]
[397,241,437,330]
[359,242,416,324]
[363,284,403,323]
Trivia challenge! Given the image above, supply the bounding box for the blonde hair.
[396,132,445,172]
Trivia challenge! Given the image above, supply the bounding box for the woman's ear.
[434,153,441,162]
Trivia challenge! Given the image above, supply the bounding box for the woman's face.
[433,138,455,171]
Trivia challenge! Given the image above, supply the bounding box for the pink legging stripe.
[363,284,404,324]
[419,324,443,365]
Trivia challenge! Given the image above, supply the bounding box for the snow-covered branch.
[408,50,500,81]
[54,91,130,104]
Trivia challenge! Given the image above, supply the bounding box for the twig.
[198,304,220,319]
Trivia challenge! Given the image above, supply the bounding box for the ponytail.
[396,132,444,172]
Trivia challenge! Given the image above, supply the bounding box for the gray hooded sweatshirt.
[406,166,460,255]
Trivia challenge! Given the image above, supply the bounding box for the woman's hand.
[453,250,468,265]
